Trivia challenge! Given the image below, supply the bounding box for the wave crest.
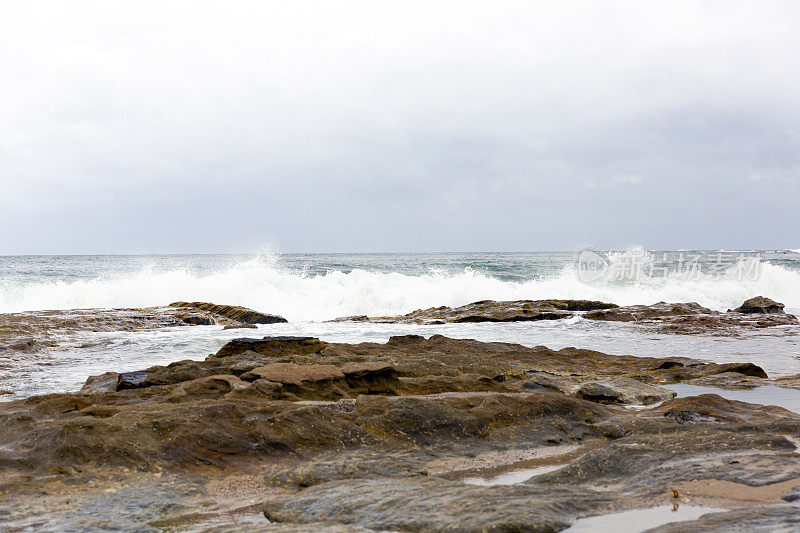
[1,255,799,320]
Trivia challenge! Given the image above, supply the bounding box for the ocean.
[2,249,800,398]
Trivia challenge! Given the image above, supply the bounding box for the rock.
[3,335,800,531]
[575,377,676,405]
[170,302,287,324]
[240,362,400,400]
[781,486,800,502]
[115,370,154,390]
[241,363,346,385]
[0,389,13,395]
[709,362,768,379]
[179,374,251,395]
[585,300,798,334]
[80,372,120,393]
[222,323,258,330]
[586,302,715,322]
[649,504,800,532]
[262,476,610,532]
[213,336,323,358]
[0,304,285,363]
[734,296,786,314]
[332,298,799,334]
[332,299,617,324]
[180,314,215,325]
[654,361,684,370]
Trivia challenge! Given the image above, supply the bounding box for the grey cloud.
[1,1,799,253]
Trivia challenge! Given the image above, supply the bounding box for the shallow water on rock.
[1,317,799,399]
[667,383,800,414]
[564,504,727,532]
[460,465,565,486]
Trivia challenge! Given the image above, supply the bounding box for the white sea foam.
[1,254,799,320]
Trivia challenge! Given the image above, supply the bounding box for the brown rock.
[734,296,786,314]
[586,300,798,334]
[241,363,345,385]
[2,335,800,531]
[80,372,120,393]
[332,299,617,324]
[213,336,323,358]
[170,301,287,324]
[222,323,258,330]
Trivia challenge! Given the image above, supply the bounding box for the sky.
[1,1,799,254]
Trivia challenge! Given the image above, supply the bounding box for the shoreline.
[1,299,800,531]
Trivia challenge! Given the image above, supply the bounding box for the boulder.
[115,370,154,390]
[733,296,786,314]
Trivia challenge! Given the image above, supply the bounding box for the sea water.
[1,250,799,398]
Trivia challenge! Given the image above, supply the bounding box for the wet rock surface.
[170,301,288,324]
[332,297,799,335]
[0,303,283,357]
[585,298,799,334]
[333,299,618,324]
[1,334,800,531]
[733,295,788,314]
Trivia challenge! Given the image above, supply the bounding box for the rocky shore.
[2,314,800,531]
[333,296,800,335]
[0,302,286,357]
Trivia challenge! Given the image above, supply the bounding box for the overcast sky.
[1,1,799,254]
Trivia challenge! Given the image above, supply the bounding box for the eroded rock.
[734,296,787,314]
[331,297,799,334]
[169,301,287,324]
[585,299,798,334]
[2,335,799,531]
[575,377,676,405]
[332,299,617,324]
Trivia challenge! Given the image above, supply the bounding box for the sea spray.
[1,251,799,320]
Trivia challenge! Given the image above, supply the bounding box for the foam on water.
[1,252,799,320]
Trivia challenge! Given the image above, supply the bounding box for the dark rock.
[712,362,768,379]
[115,371,154,390]
[734,296,786,314]
[180,314,215,325]
[170,301,287,324]
[663,410,722,424]
[781,486,800,502]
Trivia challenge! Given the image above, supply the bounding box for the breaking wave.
[1,254,799,320]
